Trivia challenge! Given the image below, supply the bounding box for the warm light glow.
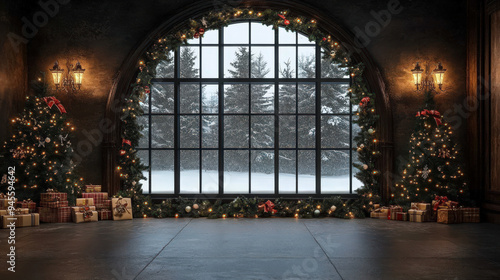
[433,62,446,89]
[411,62,423,89]
[73,61,85,86]
[50,61,64,86]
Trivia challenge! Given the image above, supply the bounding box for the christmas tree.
[0,76,82,202]
[392,91,470,205]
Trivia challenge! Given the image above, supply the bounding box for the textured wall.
[3,0,466,185]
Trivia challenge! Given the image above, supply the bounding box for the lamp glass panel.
[74,72,84,85]
[434,72,444,85]
[52,71,62,85]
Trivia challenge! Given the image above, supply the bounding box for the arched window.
[135,20,362,196]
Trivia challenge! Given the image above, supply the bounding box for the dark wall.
[3,0,466,186]
[0,1,28,146]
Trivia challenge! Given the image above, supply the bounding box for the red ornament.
[322,37,327,41]
[144,86,150,94]
[122,139,132,146]
[194,32,199,39]
[359,97,370,107]
[284,19,290,25]
[198,28,205,35]
[119,150,126,156]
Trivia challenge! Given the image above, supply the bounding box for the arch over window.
[104,1,393,200]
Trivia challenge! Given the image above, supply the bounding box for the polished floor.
[1,218,500,279]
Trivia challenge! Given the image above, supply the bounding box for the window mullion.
[274,25,279,195]
[174,48,180,195]
[218,26,224,195]
[315,43,321,195]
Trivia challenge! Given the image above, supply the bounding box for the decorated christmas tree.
[0,76,82,202]
[392,91,470,205]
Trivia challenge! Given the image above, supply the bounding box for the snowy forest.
[138,27,360,194]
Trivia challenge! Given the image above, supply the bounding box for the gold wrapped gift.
[0,198,18,209]
[76,198,95,206]
[71,206,96,212]
[408,209,430,222]
[437,209,463,224]
[72,210,98,223]
[85,185,102,193]
[14,208,29,214]
[370,212,388,219]
[1,213,40,228]
[112,197,133,221]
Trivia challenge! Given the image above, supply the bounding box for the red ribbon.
[258,200,277,214]
[359,97,370,107]
[416,109,442,126]
[44,97,67,114]
[122,139,132,146]
[433,196,448,211]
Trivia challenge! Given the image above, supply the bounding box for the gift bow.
[79,206,93,220]
[359,97,370,107]
[44,96,67,114]
[113,197,130,217]
[433,196,448,211]
[416,109,442,126]
[258,200,277,214]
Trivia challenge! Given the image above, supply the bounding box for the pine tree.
[0,77,82,202]
[393,91,470,205]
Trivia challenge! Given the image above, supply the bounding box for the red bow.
[122,139,132,146]
[433,196,448,211]
[359,97,370,107]
[416,109,442,126]
[258,200,277,214]
[44,96,67,114]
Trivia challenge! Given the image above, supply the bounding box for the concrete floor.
[0,218,500,280]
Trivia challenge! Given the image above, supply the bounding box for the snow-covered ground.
[142,170,362,194]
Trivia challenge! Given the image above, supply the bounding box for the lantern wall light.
[49,60,85,93]
[411,62,446,93]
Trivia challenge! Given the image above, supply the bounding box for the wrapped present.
[76,198,94,206]
[85,185,102,193]
[373,204,380,209]
[14,208,29,214]
[82,192,108,206]
[98,209,112,220]
[2,213,39,228]
[16,200,37,213]
[395,212,408,221]
[462,208,480,223]
[370,207,389,219]
[0,210,7,216]
[72,206,98,223]
[408,209,430,222]
[71,206,96,212]
[38,206,72,223]
[40,192,67,202]
[411,202,431,211]
[389,206,403,220]
[95,199,112,210]
[40,200,69,208]
[438,208,463,224]
[0,197,17,209]
[112,197,133,221]
[432,196,450,211]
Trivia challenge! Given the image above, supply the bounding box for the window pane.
[151,116,174,148]
[321,57,349,78]
[298,116,315,148]
[224,22,249,44]
[298,150,315,193]
[224,115,249,148]
[155,52,174,78]
[180,150,200,194]
[251,84,274,113]
[321,83,350,114]
[279,27,295,44]
[279,116,296,148]
[298,32,314,44]
[321,150,350,193]
[202,84,218,113]
[137,150,149,194]
[352,151,363,192]
[298,47,315,78]
[352,115,361,146]
[179,46,199,78]
[224,83,249,113]
[251,22,274,44]
[251,116,274,148]
[251,47,274,78]
[186,36,199,45]
[180,116,200,148]
[139,99,149,114]
[224,47,250,78]
[224,150,249,193]
[151,150,174,194]
[251,151,274,193]
[202,29,218,44]
[151,83,174,114]
[279,83,296,113]
[321,116,350,148]
[202,150,218,193]
[279,47,296,78]
[202,116,218,148]
[279,151,296,193]
[202,47,218,78]
[138,116,149,148]
[298,83,315,113]
[180,83,200,113]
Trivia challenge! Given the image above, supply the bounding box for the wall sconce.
[411,62,446,93]
[49,61,86,93]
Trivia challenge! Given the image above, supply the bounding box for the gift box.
[0,210,7,216]
[411,202,431,211]
[76,198,94,206]
[40,192,67,202]
[462,208,480,223]
[95,199,112,210]
[395,212,408,221]
[14,208,29,214]
[82,192,108,206]
[71,206,96,212]
[370,212,387,219]
[98,209,112,220]
[1,213,39,228]
[408,209,430,222]
[40,200,69,208]
[0,197,17,209]
[438,208,463,224]
[85,185,102,193]
[72,207,98,223]
[112,197,133,221]
[16,200,37,213]
[389,206,403,220]
[38,206,72,223]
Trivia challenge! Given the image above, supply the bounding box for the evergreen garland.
[118,7,381,218]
